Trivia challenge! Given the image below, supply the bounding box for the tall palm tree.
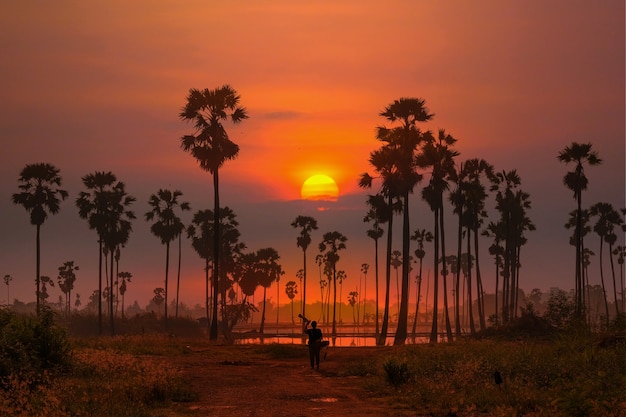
[558,142,602,317]
[377,98,431,345]
[145,189,190,323]
[180,85,248,339]
[12,163,68,314]
[57,260,79,317]
[76,171,135,335]
[290,215,318,327]
[490,171,534,322]
[410,229,432,338]
[319,231,347,337]
[482,221,505,324]
[102,181,135,335]
[417,129,458,343]
[590,202,623,319]
[455,159,494,331]
[364,202,385,338]
[256,247,284,335]
[285,280,297,324]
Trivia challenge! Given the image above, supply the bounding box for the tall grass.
[368,334,625,416]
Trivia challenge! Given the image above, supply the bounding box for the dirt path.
[166,344,412,417]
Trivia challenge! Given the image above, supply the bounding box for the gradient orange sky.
[0,1,624,310]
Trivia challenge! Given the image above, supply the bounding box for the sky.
[0,1,624,312]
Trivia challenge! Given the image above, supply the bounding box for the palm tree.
[410,229,432,338]
[76,171,135,335]
[180,85,248,340]
[285,281,297,324]
[12,163,68,314]
[482,221,505,324]
[360,263,369,325]
[187,209,213,329]
[337,270,347,323]
[377,98,431,345]
[3,275,12,307]
[319,231,348,337]
[118,271,131,318]
[290,215,318,327]
[364,202,385,338]
[416,129,459,342]
[460,159,493,330]
[390,250,402,320]
[558,142,602,317]
[57,261,79,316]
[490,170,534,322]
[145,189,190,323]
[590,202,623,319]
[256,248,284,335]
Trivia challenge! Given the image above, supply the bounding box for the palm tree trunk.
[210,171,220,340]
[411,257,424,339]
[455,215,462,336]
[430,207,440,343]
[609,243,620,316]
[474,225,486,330]
[302,249,307,326]
[440,204,453,341]
[467,227,476,334]
[164,241,170,326]
[332,268,337,337]
[176,233,182,319]
[378,197,393,346]
[36,225,41,315]
[599,239,610,324]
[394,193,411,345]
[374,238,380,337]
[98,239,103,335]
[109,248,115,336]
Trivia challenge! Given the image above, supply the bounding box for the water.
[232,324,434,346]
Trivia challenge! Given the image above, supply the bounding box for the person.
[305,320,323,369]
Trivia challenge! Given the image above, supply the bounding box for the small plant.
[383,358,411,387]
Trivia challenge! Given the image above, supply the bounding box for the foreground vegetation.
[1,308,624,416]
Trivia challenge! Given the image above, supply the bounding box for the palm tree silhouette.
[12,162,68,314]
[490,170,534,322]
[255,247,284,335]
[417,129,458,343]
[145,189,190,323]
[319,231,347,337]
[558,142,602,317]
[290,215,318,327]
[285,280,297,324]
[377,98,431,345]
[410,228,432,339]
[76,171,135,335]
[364,200,385,340]
[180,85,248,340]
[590,202,623,319]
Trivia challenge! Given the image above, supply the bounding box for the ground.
[165,343,414,417]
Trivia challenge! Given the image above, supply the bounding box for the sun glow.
[301,174,339,201]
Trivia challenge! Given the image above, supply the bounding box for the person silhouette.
[305,320,323,369]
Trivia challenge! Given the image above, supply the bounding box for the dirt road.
[167,344,413,417]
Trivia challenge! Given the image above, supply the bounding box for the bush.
[383,358,411,387]
[0,307,71,379]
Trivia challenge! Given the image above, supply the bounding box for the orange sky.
[0,1,624,310]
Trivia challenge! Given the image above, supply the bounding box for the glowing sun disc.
[301,174,339,201]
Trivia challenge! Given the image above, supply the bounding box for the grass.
[361,334,626,416]
[1,310,624,416]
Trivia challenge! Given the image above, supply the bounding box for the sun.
[301,174,339,201]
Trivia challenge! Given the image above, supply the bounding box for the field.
[1,310,625,416]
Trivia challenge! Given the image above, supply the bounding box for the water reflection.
[233,328,431,346]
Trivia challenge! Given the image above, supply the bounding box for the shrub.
[0,307,71,379]
[383,358,411,387]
